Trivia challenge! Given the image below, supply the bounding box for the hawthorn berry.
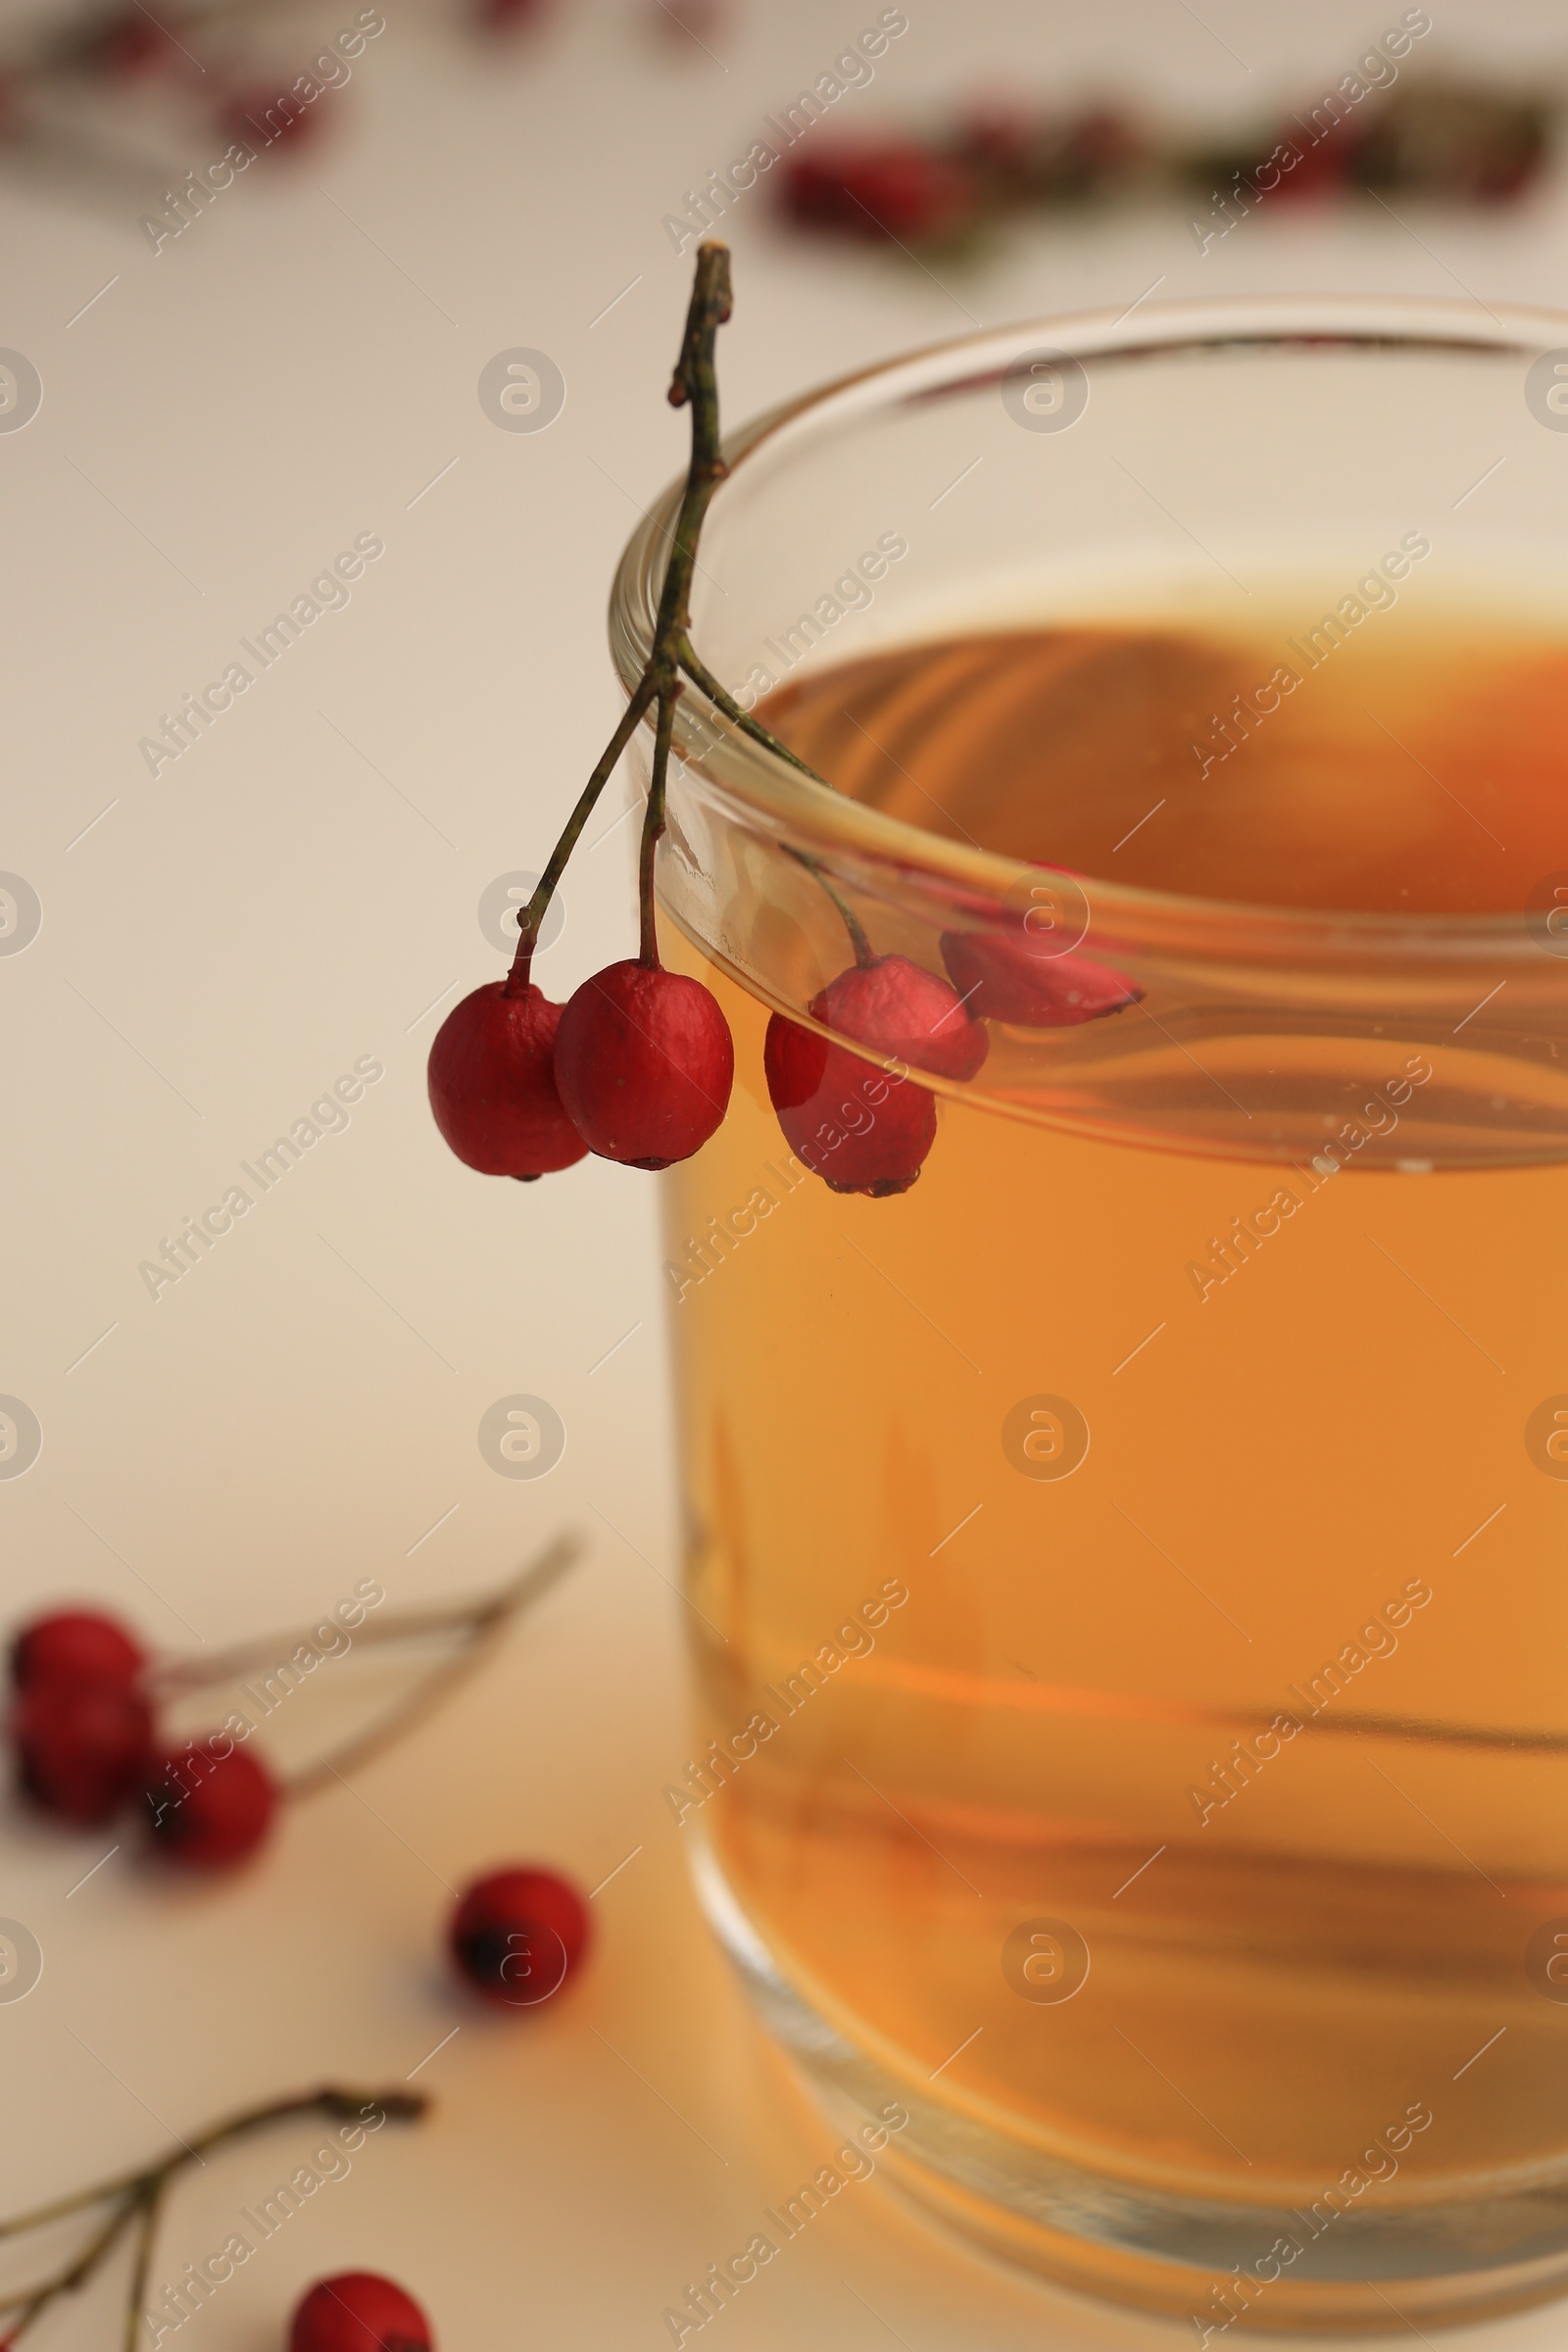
[1060,106,1147,188]
[764,956,985,1198]
[142,1738,276,1869]
[13,1683,155,1826]
[10,1609,143,1694]
[826,955,989,1085]
[289,2272,433,2352]
[95,12,190,76]
[956,101,1036,191]
[766,1013,933,1196]
[450,1866,589,2007]
[220,88,321,155]
[648,0,723,38]
[475,0,548,27]
[1259,115,1365,204]
[956,104,1145,204]
[940,929,1141,1027]
[782,140,982,244]
[427,979,587,1179]
[554,961,733,1169]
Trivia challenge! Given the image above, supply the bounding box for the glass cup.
[609,296,1568,2330]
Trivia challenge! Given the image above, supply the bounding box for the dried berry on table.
[289,2271,435,2352]
[450,1866,590,2006]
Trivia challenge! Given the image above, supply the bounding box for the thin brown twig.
[122,2182,164,2352]
[638,684,680,967]
[0,2089,424,2351]
[486,241,853,992]
[0,2087,421,2242]
[507,680,658,989]
[501,241,808,980]
[0,2193,141,2336]
[673,635,825,783]
[147,1533,583,1696]
[281,1535,579,1796]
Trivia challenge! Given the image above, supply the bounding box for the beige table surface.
[3,0,1566,2342]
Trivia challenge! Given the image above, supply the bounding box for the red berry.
[1269,119,1363,203]
[957,104,1145,203]
[96,13,187,76]
[956,101,1036,184]
[940,930,1141,1027]
[475,0,547,27]
[220,86,323,155]
[765,1012,933,1196]
[782,141,982,244]
[649,0,722,38]
[1062,105,1146,183]
[142,1738,276,1869]
[12,1683,155,1826]
[763,956,984,1198]
[289,2273,433,2352]
[11,1609,143,1693]
[554,961,733,1169]
[450,1866,589,2007]
[827,956,990,1084]
[428,979,587,1179]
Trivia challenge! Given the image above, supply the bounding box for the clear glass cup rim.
[609,291,1568,967]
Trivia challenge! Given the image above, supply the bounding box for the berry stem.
[637,684,679,968]
[0,2089,424,2350]
[0,2192,142,2338]
[781,844,875,967]
[0,2088,423,2241]
[654,242,733,651]
[122,2186,164,2352]
[504,240,740,987]
[673,634,827,785]
[496,240,844,987]
[147,1532,582,1699]
[506,679,659,993]
[281,1533,582,1797]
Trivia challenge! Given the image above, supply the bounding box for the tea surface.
[760,612,1568,911]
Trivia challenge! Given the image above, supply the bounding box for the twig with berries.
[0,2086,425,2352]
[9,1534,581,1869]
[430,241,752,1181]
[428,241,1145,1200]
[0,0,352,178]
[426,241,970,1197]
[773,75,1558,254]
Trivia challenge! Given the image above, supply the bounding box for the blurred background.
[3,1,1568,2344]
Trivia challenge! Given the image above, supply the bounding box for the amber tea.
[662,602,1568,2322]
